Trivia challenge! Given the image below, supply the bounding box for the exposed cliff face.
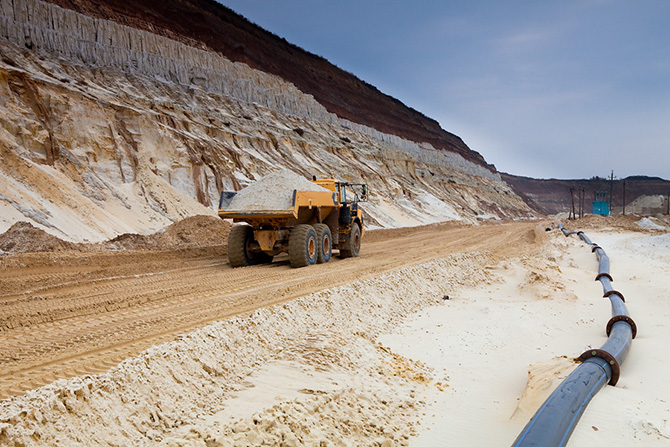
[37,0,489,168]
[0,0,533,242]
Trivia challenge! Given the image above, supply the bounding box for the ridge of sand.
[0,215,230,254]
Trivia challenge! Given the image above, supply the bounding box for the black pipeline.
[511,225,636,447]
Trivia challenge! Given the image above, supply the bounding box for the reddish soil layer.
[42,0,490,169]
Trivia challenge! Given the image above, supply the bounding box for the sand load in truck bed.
[226,170,332,211]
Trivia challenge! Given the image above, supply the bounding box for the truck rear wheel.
[289,224,318,268]
[228,225,272,267]
[314,223,332,263]
[339,224,361,258]
[228,225,255,267]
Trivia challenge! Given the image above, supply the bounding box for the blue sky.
[219,1,670,180]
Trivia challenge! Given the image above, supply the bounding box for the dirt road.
[0,220,543,399]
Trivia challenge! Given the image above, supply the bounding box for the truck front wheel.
[339,224,361,258]
[289,224,318,267]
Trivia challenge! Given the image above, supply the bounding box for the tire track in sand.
[0,221,541,398]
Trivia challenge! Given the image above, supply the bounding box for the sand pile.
[0,216,230,254]
[564,214,669,232]
[106,215,231,250]
[625,194,668,215]
[511,356,577,418]
[636,216,666,230]
[226,170,331,211]
[0,222,81,253]
[154,215,231,248]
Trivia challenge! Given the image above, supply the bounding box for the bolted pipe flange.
[577,349,621,386]
[606,315,637,339]
[603,289,625,302]
[596,272,614,282]
[591,244,601,253]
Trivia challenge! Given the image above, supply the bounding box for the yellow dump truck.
[218,177,367,268]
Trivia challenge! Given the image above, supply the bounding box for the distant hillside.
[502,173,670,215]
[41,0,489,168]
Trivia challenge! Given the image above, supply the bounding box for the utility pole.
[569,186,576,220]
[577,187,581,218]
[609,170,614,215]
[622,180,626,215]
[581,187,585,217]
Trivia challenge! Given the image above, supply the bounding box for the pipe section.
[512,225,636,447]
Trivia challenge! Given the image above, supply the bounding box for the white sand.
[380,228,670,445]
[225,170,331,212]
[1,224,669,446]
[637,216,666,230]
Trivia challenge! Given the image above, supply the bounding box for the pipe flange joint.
[596,272,614,282]
[603,289,625,302]
[577,348,620,386]
[591,244,601,253]
[606,315,637,339]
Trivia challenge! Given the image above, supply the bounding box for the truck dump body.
[219,189,339,223]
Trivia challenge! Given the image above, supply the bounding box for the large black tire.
[228,225,255,267]
[228,225,273,267]
[314,223,332,264]
[288,224,318,268]
[339,224,361,259]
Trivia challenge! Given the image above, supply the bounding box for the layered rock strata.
[0,0,533,241]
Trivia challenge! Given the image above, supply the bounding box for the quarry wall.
[0,0,532,241]
[0,0,494,174]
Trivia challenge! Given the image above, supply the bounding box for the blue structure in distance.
[592,191,609,215]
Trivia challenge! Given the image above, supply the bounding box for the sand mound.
[226,170,331,211]
[0,222,80,253]
[636,216,667,230]
[106,215,231,250]
[0,216,231,254]
[154,215,231,248]
[625,194,667,215]
[563,214,668,233]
